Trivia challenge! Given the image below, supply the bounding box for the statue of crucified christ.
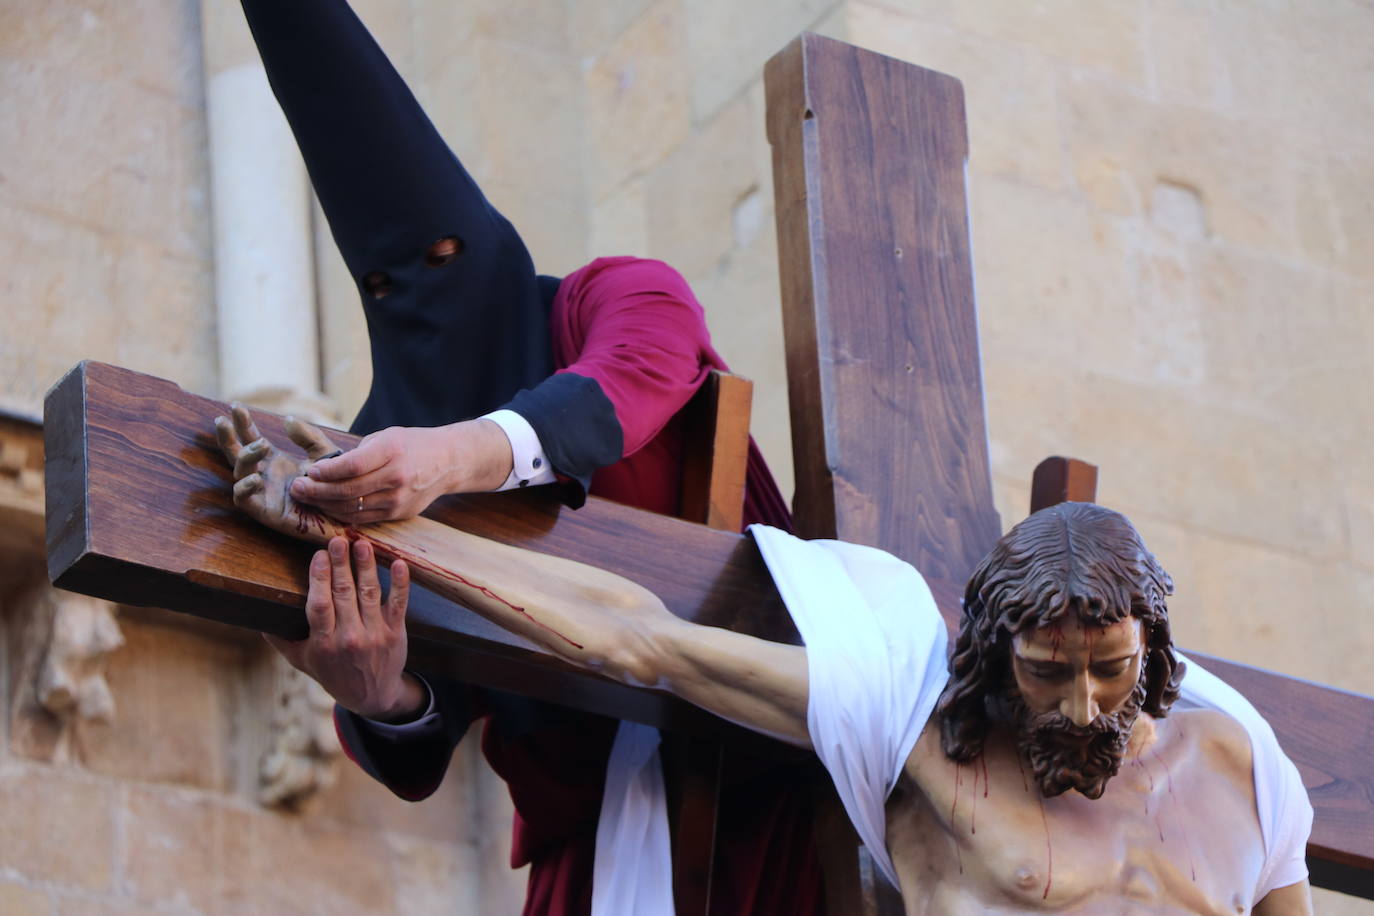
[217,407,1314,915]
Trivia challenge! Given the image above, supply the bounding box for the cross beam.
[42,32,1374,899]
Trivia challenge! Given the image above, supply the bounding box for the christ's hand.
[214,404,344,543]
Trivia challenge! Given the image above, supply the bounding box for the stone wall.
[2,0,1370,912]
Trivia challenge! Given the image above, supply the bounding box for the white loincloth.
[592,526,1312,913]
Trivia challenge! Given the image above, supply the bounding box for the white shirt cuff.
[481,409,558,491]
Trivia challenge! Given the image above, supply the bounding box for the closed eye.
[1024,661,1071,682]
[1091,659,1133,678]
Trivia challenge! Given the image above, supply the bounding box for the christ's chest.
[900,743,1265,913]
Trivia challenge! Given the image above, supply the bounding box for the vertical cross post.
[765,32,1003,911]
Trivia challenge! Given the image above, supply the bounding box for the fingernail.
[312,551,328,571]
[354,539,370,559]
[289,479,304,496]
[307,465,322,479]
[329,539,345,559]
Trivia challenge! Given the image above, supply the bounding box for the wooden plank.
[678,371,753,533]
[662,736,722,915]
[673,368,755,915]
[766,34,1001,912]
[42,360,799,748]
[1189,652,1374,883]
[1029,455,1099,512]
[766,33,1002,577]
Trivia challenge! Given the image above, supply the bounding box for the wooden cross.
[43,33,1374,906]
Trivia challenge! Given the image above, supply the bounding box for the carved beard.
[1010,679,1147,800]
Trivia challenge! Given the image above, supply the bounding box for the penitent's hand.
[264,536,426,722]
[287,420,513,525]
[214,404,344,543]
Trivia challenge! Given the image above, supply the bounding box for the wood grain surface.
[43,360,800,747]
[766,33,1002,582]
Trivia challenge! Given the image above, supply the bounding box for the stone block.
[485,176,591,279]
[471,742,529,913]
[386,834,481,916]
[0,207,214,411]
[1177,533,1363,694]
[985,346,1347,563]
[569,0,657,56]
[75,616,242,792]
[349,0,417,72]
[0,60,210,261]
[1192,244,1374,449]
[0,0,204,107]
[0,880,49,916]
[110,241,218,398]
[1293,150,1374,282]
[1059,76,1294,254]
[310,731,479,846]
[585,0,691,200]
[646,97,758,279]
[990,475,1028,531]
[981,354,1091,496]
[56,894,165,916]
[122,786,396,914]
[413,33,486,177]
[1216,0,1374,148]
[473,40,583,197]
[846,0,953,21]
[467,0,569,52]
[683,0,840,123]
[970,176,1207,392]
[1350,571,1374,696]
[951,0,1147,87]
[1311,885,1374,916]
[0,764,115,892]
[315,198,372,424]
[1074,377,1346,562]
[1347,465,1374,576]
[846,4,1066,191]
[1141,0,1230,108]
[591,177,649,257]
[0,203,119,412]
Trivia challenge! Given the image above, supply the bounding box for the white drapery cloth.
[592,526,1312,912]
[592,720,674,916]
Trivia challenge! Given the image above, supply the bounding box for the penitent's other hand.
[264,535,426,722]
[287,420,513,525]
[214,403,344,542]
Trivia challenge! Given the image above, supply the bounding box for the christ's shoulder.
[1166,707,1254,785]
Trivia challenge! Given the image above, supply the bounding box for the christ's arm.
[217,408,812,745]
[1253,880,1313,915]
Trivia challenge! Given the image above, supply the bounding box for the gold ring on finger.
[357,496,364,513]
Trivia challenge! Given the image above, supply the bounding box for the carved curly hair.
[936,502,1183,762]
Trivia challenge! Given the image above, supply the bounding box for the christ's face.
[1012,617,1143,723]
[1008,617,1146,799]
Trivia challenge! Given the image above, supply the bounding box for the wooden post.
[765,33,1002,911]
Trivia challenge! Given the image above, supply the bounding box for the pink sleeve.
[553,258,721,457]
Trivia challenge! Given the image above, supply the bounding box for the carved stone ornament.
[258,655,342,808]
[8,582,124,763]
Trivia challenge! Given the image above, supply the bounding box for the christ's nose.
[1062,672,1099,727]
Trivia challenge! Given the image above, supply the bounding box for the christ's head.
[935,502,1183,799]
